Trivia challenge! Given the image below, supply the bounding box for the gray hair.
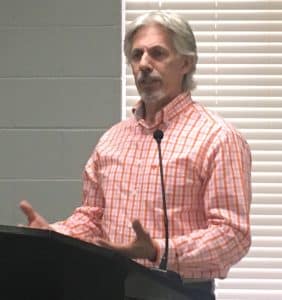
[124,11,198,91]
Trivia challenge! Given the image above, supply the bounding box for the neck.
[144,100,166,126]
[142,91,181,126]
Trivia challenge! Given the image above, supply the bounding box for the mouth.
[138,77,161,87]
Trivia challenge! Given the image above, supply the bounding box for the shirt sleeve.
[51,151,108,244]
[154,130,252,277]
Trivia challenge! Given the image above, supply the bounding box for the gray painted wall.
[0,0,122,225]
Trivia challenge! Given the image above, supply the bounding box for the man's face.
[130,23,191,105]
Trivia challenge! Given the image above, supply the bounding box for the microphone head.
[153,129,164,143]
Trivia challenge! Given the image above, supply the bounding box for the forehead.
[131,23,174,50]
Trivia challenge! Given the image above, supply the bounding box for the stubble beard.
[140,89,166,105]
[136,70,166,105]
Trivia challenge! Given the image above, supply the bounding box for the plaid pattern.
[52,93,252,279]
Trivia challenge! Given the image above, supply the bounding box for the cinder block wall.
[0,0,121,224]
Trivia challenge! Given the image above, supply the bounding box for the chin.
[141,90,166,104]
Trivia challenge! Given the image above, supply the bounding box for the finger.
[96,239,119,251]
[96,239,128,254]
[19,200,36,224]
[132,219,148,239]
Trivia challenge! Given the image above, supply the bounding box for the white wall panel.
[0,0,122,224]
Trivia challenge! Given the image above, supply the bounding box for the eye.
[149,47,167,60]
[130,49,143,62]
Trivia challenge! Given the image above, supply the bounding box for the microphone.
[153,129,168,270]
[152,129,182,284]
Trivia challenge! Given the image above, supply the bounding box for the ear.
[180,55,193,75]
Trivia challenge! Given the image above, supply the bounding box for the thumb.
[19,200,36,224]
[132,219,149,239]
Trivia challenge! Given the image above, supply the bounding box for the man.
[20,11,252,300]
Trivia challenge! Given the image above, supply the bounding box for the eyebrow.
[132,45,168,52]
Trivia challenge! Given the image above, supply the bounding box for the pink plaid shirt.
[53,92,252,279]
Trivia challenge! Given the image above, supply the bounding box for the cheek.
[132,70,139,84]
[169,63,186,79]
[163,67,182,84]
[130,64,138,77]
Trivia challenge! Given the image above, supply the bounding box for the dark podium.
[0,225,189,300]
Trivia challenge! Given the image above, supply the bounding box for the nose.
[139,52,152,73]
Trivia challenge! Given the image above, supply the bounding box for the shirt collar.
[132,92,192,129]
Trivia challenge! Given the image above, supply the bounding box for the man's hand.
[96,219,158,261]
[19,200,51,230]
